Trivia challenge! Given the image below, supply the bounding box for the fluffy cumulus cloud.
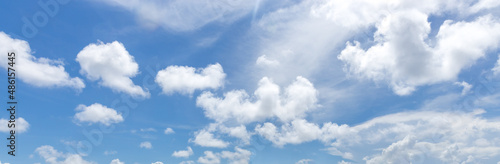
[0,117,29,133]
[363,135,424,164]
[255,119,322,147]
[172,146,194,158]
[155,63,226,95]
[98,0,255,31]
[338,11,500,95]
[191,123,251,148]
[35,145,94,164]
[198,147,251,164]
[218,125,251,145]
[198,151,220,164]
[191,129,229,148]
[151,162,163,164]
[76,41,149,98]
[185,1,500,161]
[164,127,175,134]
[140,141,152,149]
[0,32,84,90]
[248,0,500,100]
[110,159,124,164]
[256,55,279,67]
[191,76,317,148]
[27,0,500,163]
[197,76,317,124]
[251,0,443,86]
[74,103,124,126]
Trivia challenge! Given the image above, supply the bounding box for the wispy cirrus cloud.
[98,0,256,31]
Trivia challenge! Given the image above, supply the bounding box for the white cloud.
[337,160,351,164]
[474,92,500,108]
[338,12,500,95]
[249,107,500,163]
[196,76,317,124]
[295,159,313,164]
[140,141,152,149]
[155,63,226,95]
[110,159,124,164]
[0,117,29,133]
[327,109,500,163]
[98,0,255,31]
[179,161,195,164]
[172,146,194,158]
[455,81,473,95]
[140,128,157,132]
[192,76,317,148]
[252,9,346,86]
[364,135,424,164]
[164,128,175,134]
[198,147,251,164]
[76,41,149,98]
[191,129,229,148]
[35,145,95,164]
[191,123,251,148]
[470,0,500,13]
[151,162,163,164]
[256,55,279,67]
[198,151,220,164]
[493,54,500,75]
[249,0,407,87]
[245,1,500,117]
[255,119,322,147]
[74,103,124,126]
[220,147,252,164]
[0,32,84,90]
[325,147,354,160]
[219,125,251,145]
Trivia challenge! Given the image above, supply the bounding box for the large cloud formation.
[197,76,317,124]
[256,107,500,163]
[252,0,500,96]
[27,0,500,163]
[193,76,500,163]
[338,12,500,95]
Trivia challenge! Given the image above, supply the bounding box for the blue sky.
[1,0,500,164]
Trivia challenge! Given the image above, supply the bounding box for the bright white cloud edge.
[74,103,124,126]
[76,41,150,98]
